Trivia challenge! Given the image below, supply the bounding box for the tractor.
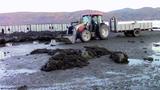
[55,13,109,44]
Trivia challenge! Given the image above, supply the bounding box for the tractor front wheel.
[80,30,91,42]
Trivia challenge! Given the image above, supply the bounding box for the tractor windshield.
[82,16,91,24]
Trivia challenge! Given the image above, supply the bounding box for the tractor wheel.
[80,30,91,42]
[98,24,109,40]
[132,29,141,37]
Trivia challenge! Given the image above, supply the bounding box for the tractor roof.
[82,13,103,16]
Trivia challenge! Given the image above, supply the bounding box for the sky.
[0,0,159,13]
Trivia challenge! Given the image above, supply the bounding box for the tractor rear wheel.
[98,24,109,40]
[80,30,91,42]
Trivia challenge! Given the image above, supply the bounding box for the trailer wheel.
[98,24,109,40]
[132,29,141,37]
[80,30,91,42]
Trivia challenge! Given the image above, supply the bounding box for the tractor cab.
[81,14,103,24]
[79,14,104,34]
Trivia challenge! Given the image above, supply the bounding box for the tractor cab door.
[91,15,99,32]
[81,15,92,31]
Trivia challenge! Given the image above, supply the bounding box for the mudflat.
[0,31,160,90]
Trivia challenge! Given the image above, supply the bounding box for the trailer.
[109,17,153,37]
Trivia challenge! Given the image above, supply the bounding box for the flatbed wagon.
[109,17,153,37]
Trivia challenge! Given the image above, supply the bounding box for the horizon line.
[0,7,159,14]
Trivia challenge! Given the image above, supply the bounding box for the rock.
[26,54,29,56]
[33,41,39,44]
[0,39,6,47]
[110,52,129,64]
[144,51,147,53]
[142,47,147,49]
[128,40,135,43]
[84,46,111,58]
[44,42,50,45]
[50,39,57,46]
[143,57,154,61]
[17,85,27,90]
[140,41,145,43]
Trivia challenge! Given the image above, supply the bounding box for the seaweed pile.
[30,46,129,72]
[0,31,65,45]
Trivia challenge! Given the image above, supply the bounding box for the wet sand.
[0,31,160,90]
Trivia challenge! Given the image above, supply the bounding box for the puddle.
[128,59,144,66]
[128,42,160,66]
[0,51,11,60]
[50,39,65,46]
[0,43,49,59]
[129,54,160,66]
[105,71,126,75]
[149,54,160,66]
[0,43,63,60]
[131,75,150,81]
[0,69,38,79]
[152,42,160,53]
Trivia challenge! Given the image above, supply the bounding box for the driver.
[91,16,98,32]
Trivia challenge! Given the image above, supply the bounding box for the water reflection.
[0,42,65,60]
[0,51,11,60]
[5,43,13,47]
[129,42,160,66]
[152,42,160,54]
[129,54,160,66]
[0,43,49,60]
[150,55,160,66]
[128,59,144,66]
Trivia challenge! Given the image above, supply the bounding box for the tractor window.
[82,16,91,24]
[98,16,103,23]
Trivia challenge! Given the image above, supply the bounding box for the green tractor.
[55,13,109,44]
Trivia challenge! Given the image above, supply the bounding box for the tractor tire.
[80,30,91,42]
[132,29,141,37]
[98,24,109,40]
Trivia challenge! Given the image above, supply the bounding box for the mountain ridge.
[0,7,160,25]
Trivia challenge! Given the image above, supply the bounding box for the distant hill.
[0,7,160,25]
[105,7,160,21]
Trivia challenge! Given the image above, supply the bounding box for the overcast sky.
[0,0,159,13]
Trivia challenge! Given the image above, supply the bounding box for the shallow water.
[0,69,38,79]
[152,42,160,53]
[0,42,61,60]
[128,54,160,66]
[128,59,144,66]
[128,42,160,66]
